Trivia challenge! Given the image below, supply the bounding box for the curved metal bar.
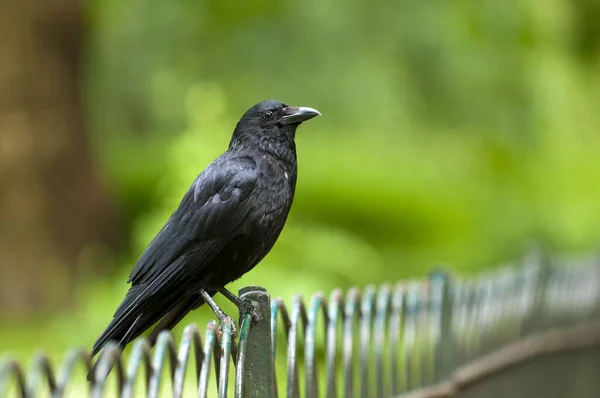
[304,292,328,398]
[416,281,432,388]
[271,297,291,356]
[217,317,234,398]
[197,321,217,398]
[148,330,177,398]
[403,281,420,392]
[0,359,27,398]
[482,275,497,354]
[464,278,478,361]
[450,277,465,366]
[233,313,253,397]
[359,285,376,398]
[271,296,291,394]
[492,268,514,349]
[173,323,204,398]
[90,342,125,398]
[53,349,91,398]
[432,271,453,384]
[121,338,152,398]
[520,260,541,336]
[470,274,488,357]
[388,282,405,396]
[374,284,391,398]
[428,272,443,384]
[342,287,360,398]
[24,352,56,397]
[286,294,308,398]
[324,288,344,398]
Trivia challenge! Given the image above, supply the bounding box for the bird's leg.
[218,287,262,326]
[199,289,238,338]
[218,287,242,307]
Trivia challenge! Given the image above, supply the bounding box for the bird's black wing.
[92,155,258,355]
[129,154,258,285]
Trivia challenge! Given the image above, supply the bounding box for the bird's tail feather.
[88,289,216,382]
[87,298,181,382]
[91,298,175,358]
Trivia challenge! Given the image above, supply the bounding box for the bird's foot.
[217,317,238,340]
[200,289,238,338]
[239,300,262,328]
[219,287,261,327]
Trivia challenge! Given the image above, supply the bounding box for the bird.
[90,99,320,359]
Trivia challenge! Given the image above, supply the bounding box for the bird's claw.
[218,318,238,340]
[240,301,262,328]
[230,322,238,339]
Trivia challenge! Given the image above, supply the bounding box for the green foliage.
[82,0,600,294]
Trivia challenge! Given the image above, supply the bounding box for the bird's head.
[230,100,320,152]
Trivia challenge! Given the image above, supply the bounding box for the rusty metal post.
[235,286,276,398]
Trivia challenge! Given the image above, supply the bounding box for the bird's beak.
[279,106,321,125]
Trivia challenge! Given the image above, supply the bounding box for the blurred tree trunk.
[0,0,114,317]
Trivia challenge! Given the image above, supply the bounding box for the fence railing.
[1,254,600,397]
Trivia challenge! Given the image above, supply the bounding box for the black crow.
[91,100,320,357]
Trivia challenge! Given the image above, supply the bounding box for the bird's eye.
[263,110,274,120]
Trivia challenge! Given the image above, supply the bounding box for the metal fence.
[1,254,600,397]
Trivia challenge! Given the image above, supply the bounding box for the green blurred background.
[1,0,600,368]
